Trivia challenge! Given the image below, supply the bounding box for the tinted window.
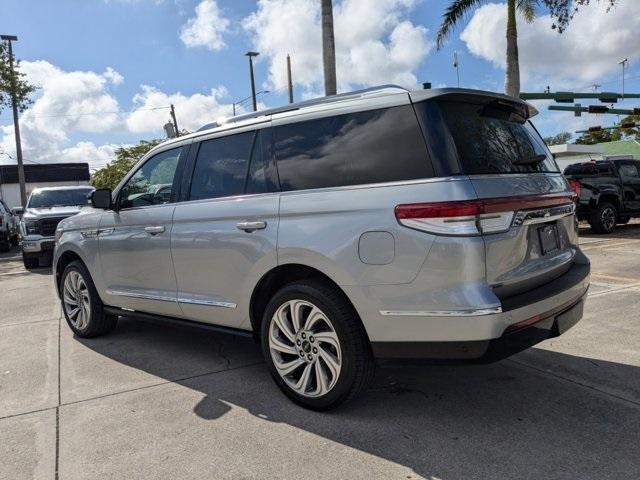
[564,162,614,176]
[28,188,93,208]
[436,100,559,174]
[619,163,639,178]
[119,147,182,209]
[274,106,433,191]
[245,130,271,194]
[189,132,255,200]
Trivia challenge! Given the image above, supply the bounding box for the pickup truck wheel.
[61,260,117,338]
[261,280,375,411]
[0,239,10,253]
[617,216,630,225]
[22,252,39,269]
[589,202,617,234]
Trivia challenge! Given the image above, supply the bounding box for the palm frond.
[436,0,486,50]
[517,0,538,23]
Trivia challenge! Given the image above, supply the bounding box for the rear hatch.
[413,92,578,299]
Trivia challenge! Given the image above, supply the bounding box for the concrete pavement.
[2,223,640,479]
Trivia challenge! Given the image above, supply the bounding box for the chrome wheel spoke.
[289,300,305,332]
[269,330,298,355]
[63,271,91,329]
[292,363,313,394]
[275,357,305,376]
[318,348,340,381]
[313,330,339,350]
[303,307,324,331]
[314,359,329,396]
[274,307,296,343]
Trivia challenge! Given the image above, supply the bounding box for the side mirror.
[12,207,24,216]
[90,189,113,210]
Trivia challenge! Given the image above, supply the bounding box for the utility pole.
[1,35,27,207]
[618,58,628,99]
[245,51,259,112]
[287,54,294,104]
[169,104,179,137]
[321,0,337,96]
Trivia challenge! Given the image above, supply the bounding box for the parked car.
[0,198,19,252]
[564,158,640,234]
[53,86,590,410]
[21,186,94,268]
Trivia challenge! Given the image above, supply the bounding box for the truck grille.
[39,217,65,237]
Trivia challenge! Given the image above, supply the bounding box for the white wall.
[0,180,90,209]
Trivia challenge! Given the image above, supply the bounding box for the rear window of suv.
[431,99,559,175]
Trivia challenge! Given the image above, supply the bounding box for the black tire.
[617,216,630,225]
[60,260,117,338]
[22,252,39,269]
[589,202,617,234]
[0,239,10,253]
[261,279,375,411]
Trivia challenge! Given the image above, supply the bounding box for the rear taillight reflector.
[568,179,581,199]
[395,193,576,236]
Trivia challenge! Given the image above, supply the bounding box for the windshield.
[28,189,93,208]
[435,100,559,175]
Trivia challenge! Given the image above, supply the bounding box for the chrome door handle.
[236,221,267,232]
[144,225,165,235]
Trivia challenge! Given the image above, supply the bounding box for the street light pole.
[245,51,259,112]
[287,54,294,104]
[1,34,27,207]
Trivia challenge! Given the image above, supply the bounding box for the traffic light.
[588,105,609,114]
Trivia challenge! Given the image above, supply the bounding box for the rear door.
[416,94,577,298]
[171,126,279,328]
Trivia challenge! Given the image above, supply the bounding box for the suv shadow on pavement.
[71,316,640,479]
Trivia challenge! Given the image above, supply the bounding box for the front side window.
[118,147,183,209]
[189,131,256,201]
[618,163,639,178]
[273,106,433,191]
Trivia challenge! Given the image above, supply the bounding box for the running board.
[103,306,254,339]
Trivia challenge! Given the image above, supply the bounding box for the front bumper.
[21,236,56,253]
[371,291,586,362]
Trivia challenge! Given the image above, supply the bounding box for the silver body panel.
[53,86,588,348]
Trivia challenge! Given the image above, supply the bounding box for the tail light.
[568,179,581,199]
[395,194,576,236]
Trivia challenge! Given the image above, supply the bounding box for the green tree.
[0,41,37,114]
[91,140,162,190]
[544,131,572,145]
[436,0,618,98]
[574,128,622,145]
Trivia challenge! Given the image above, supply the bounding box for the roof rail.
[197,84,408,132]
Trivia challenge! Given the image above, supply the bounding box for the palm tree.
[437,0,537,97]
[321,0,337,96]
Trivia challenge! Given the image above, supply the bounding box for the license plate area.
[538,223,559,255]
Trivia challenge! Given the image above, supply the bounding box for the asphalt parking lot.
[2,224,640,480]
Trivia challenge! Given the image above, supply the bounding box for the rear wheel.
[0,239,10,253]
[22,252,39,269]
[261,280,375,410]
[589,202,617,234]
[61,260,117,338]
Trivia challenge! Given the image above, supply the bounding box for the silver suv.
[53,86,590,410]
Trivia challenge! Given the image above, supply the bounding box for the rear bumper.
[371,290,586,362]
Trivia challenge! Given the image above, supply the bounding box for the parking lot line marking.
[591,272,640,283]
[588,283,640,298]
[581,239,640,251]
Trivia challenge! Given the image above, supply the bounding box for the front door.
[172,128,279,328]
[99,145,187,316]
[617,160,640,212]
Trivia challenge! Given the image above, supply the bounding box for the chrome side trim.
[106,289,177,303]
[178,297,237,309]
[514,203,575,227]
[380,307,502,317]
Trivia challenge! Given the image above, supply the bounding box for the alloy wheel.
[63,270,91,330]
[268,299,342,398]
[602,207,616,232]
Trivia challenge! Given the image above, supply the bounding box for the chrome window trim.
[380,307,502,317]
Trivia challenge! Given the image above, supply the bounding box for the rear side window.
[435,100,559,175]
[618,163,639,178]
[274,105,433,191]
[564,163,614,176]
[189,132,256,200]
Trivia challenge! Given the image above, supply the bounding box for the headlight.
[55,227,64,243]
[24,220,39,235]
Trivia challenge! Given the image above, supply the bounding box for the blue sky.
[1,0,638,168]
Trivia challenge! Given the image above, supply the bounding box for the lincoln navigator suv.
[53,86,590,410]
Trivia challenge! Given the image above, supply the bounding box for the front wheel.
[60,260,117,338]
[261,280,375,410]
[589,202,617,234]
[22,252,39,269]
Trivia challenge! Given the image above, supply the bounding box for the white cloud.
[125,85,234,133]
[460,2,640,88]
[180,0,230,51]
[242,0,433,94]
